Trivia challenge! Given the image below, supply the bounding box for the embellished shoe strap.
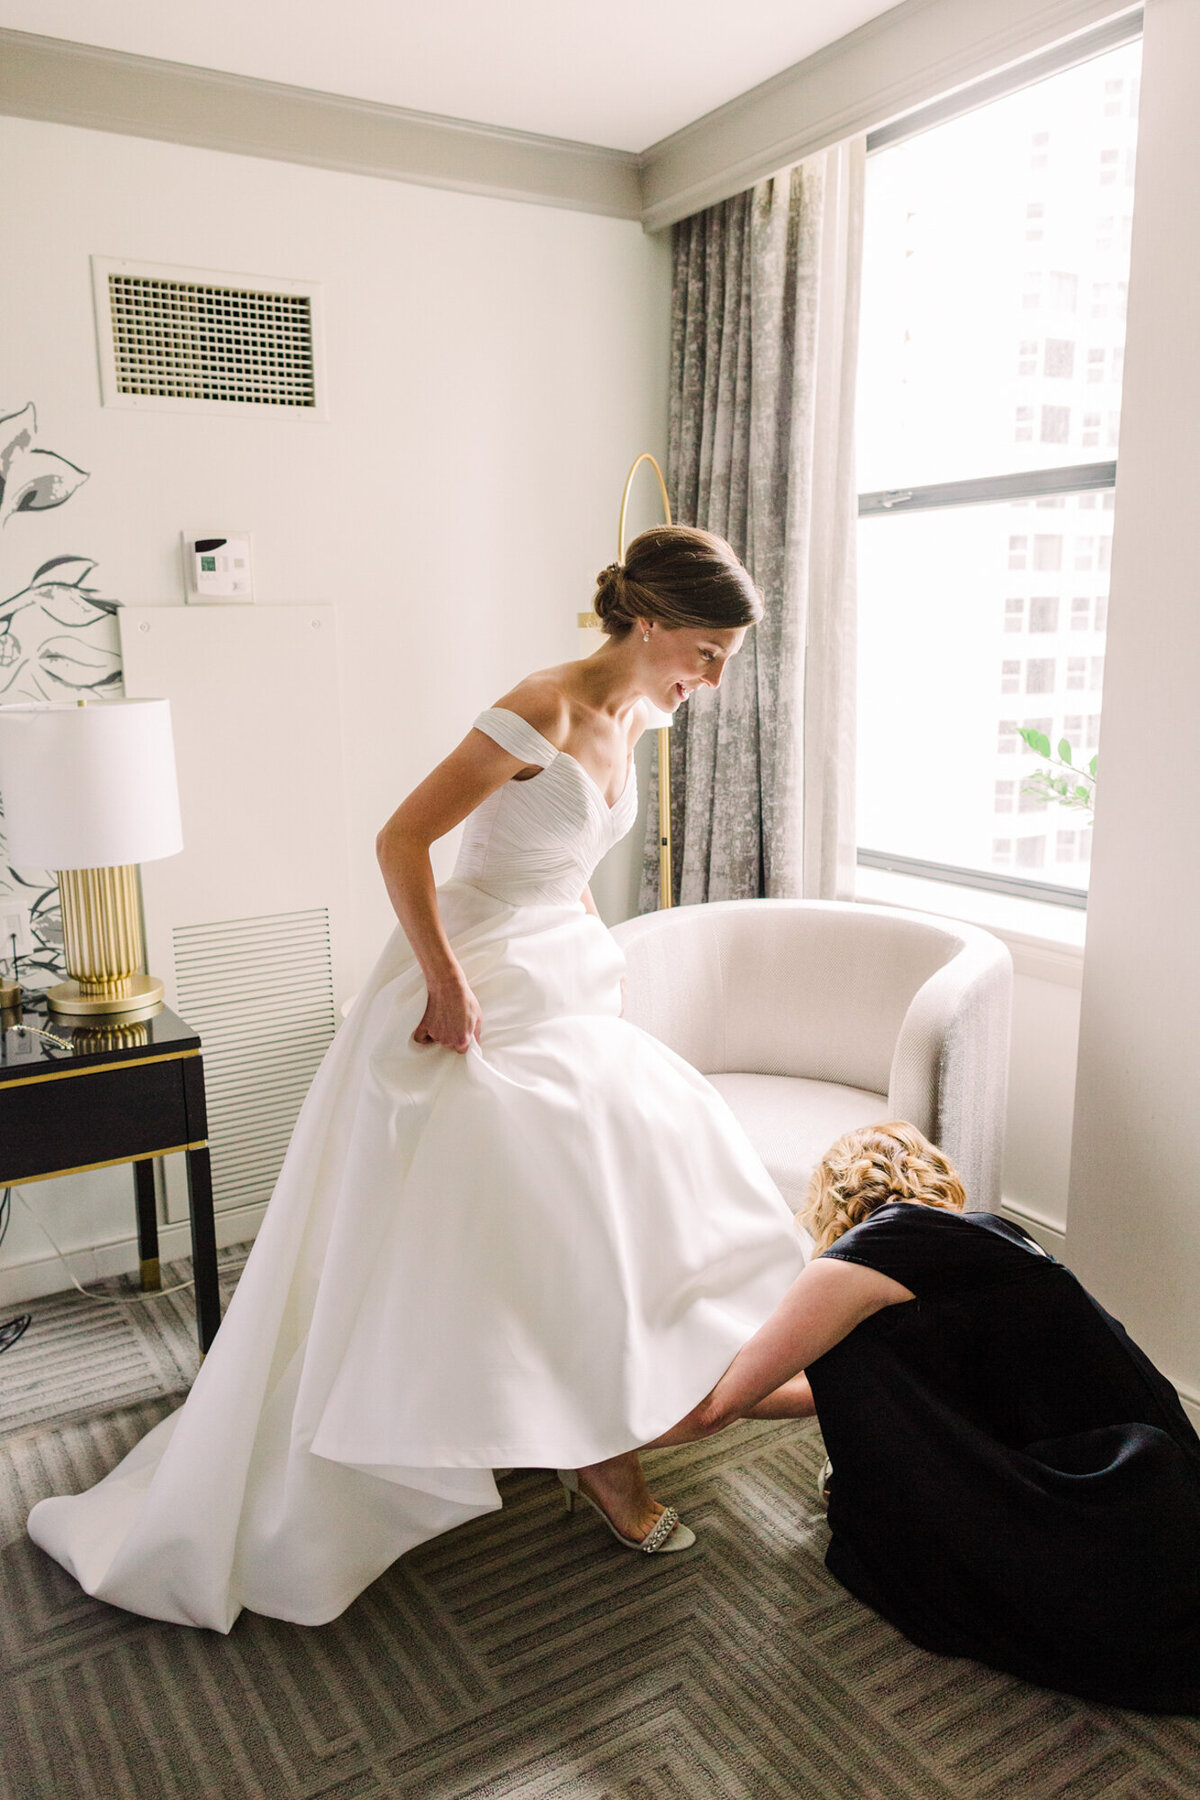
[639,1506,679,1553]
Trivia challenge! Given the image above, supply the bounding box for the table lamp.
[0,697,183,1016]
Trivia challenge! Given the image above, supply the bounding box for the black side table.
[0,999,221,1352]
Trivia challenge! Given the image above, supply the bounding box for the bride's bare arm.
[376,728,538,1050]
[646,1256,914,1446]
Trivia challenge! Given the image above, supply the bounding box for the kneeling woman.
[654,1123,1200,1713]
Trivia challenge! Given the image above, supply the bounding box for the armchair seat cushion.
[707,1072,888,1213]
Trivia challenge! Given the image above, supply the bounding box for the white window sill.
[853,865,1085,987]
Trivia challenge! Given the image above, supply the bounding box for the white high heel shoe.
[557,1470,696,1554]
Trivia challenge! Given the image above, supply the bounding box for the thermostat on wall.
[184,532,254,602]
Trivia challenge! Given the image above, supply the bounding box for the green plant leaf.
[1076,785,1091,802]
[1057,738,1073,764]
[1089,755,1098,776]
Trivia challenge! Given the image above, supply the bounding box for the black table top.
[0,995,200,1081]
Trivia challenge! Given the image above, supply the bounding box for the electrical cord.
[0,1186,31,1353]
[15,1189,196,1301]
[0,1186,196,1335]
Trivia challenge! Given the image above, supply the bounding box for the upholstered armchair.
[611,899,1013,1221]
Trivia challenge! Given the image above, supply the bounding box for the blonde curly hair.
[801,1121,967,1254]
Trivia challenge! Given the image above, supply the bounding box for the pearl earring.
[642,631,650,643]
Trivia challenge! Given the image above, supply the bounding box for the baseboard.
[999,1198,1066,1258]
[0,1199,267,1308]
[5,1189,1196,1436]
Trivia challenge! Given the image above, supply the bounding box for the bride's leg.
[574,1449,667,1543]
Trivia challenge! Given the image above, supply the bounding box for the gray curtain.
[639,141,865,911]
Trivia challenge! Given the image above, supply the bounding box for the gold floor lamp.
[579,452,675,909]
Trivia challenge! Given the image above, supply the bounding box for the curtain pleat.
[640,141,865,912]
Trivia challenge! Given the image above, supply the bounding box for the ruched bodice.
[452,708,639,907]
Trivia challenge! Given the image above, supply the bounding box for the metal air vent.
[172,908,337,1213]
[91,257,325,417]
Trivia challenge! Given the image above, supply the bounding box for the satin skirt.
[28,884,806,1631]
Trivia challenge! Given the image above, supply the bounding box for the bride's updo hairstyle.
[592,526,763,638]
[801,1121,966,1254]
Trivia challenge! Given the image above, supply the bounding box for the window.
[1044,338,1074,378]
[1040,406,1071,443]
[856,31,1137,907]
[1048,271,1078,313]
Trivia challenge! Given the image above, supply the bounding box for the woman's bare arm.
[376,728,537,1050]
[647,1256,913,1446]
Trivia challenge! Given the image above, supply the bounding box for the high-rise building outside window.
[855,29,1140,907]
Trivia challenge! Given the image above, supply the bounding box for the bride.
[29,525,807,1631]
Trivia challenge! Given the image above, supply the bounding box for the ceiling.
[0,0,902,151]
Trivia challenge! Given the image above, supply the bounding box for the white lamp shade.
[0,698,183,869]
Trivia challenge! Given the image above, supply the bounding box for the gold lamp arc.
[618,453,674,911]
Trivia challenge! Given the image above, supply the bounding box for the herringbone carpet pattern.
[1,1256,1197,1800]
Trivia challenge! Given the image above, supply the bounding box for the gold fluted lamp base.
[46,972,164,1018]
[47,863,164,1017]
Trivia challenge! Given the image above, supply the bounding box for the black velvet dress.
[808,1204,1200,1712]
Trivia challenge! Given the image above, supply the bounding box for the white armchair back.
[612,899,1013,1214]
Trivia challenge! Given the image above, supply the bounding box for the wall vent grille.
[108,275,314,406]
[91,258,324,415]
[172,908,337,1213]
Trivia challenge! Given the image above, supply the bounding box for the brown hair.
[592,526,763,638]
[801,1121,967,1254]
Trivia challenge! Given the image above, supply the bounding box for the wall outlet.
[0,911,32,966]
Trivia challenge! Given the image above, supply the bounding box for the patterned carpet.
[1,1256,1198,1800]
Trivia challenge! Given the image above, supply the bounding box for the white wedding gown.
[29,709,806,1631]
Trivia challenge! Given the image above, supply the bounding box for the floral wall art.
[0,404,123,987]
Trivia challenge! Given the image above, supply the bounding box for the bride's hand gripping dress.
[27,706,807,1631]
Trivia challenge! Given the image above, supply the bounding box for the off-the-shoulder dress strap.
[472,706,562,769]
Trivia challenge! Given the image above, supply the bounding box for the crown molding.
[0,28,642,220]
[639,0,1141,230]
[0,3,1142,233]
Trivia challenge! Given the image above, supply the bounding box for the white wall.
[1001,962,1080,1249]
[0,114,669,1301]
[1065,0,1200,1420]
